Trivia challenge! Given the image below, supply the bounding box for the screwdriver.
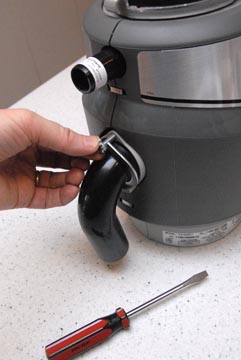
[45,271,208,360]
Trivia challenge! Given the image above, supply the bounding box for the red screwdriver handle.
[45,308,129,360]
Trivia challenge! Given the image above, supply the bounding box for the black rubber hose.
[78,145,130,262]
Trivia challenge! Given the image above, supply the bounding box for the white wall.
[0,0,93,107]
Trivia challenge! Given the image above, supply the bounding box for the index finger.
[26,111,100,157]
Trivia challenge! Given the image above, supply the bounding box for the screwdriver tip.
[187,270,208,285]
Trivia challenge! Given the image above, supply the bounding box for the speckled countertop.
[1,62,241,360]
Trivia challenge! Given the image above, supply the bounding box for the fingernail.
[84,136,100,149]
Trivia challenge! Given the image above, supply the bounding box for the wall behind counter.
[0,0,94,108]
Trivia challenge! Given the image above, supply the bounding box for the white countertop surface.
[1,62,241,360]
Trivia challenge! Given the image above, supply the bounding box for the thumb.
[27,111,99,156]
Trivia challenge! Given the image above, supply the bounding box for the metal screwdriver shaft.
[45,271,208,360]
[127,270,208,318]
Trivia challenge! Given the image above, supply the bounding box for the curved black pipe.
[78,146,130,262]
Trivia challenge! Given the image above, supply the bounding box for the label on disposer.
[80,57,107,89]
[162,216,241,246]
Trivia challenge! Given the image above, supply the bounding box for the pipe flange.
[99,130,146,193]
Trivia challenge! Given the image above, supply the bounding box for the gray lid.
[103,0,235,19]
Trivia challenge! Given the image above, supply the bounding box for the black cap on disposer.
[71,46,126,94]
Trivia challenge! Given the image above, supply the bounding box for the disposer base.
[132,214,241,246]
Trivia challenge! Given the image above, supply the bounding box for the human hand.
[0,109,100,210]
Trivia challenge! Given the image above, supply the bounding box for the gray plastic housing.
[103,0,235,20]
[84,0,241,50]
[81,0,241,227]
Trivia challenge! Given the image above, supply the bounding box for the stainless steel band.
[138,35,241,108]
